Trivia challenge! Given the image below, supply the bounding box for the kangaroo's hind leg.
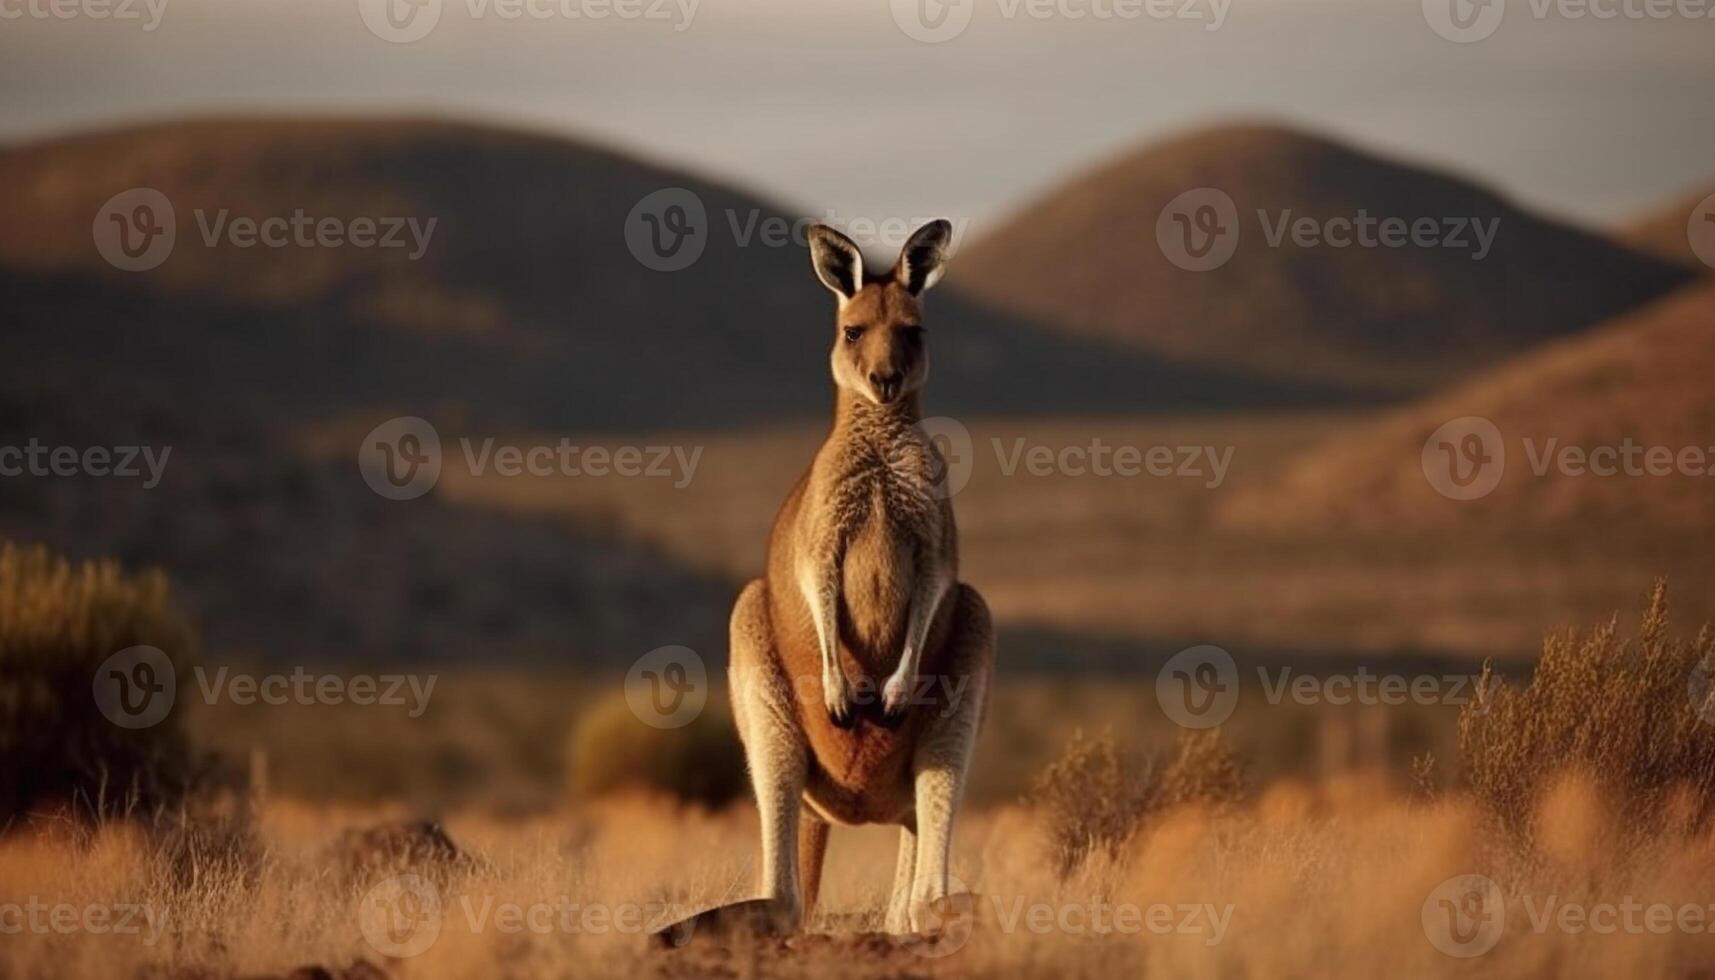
[653,580,809,948]
[906,583,993,933]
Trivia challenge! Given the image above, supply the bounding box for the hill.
[952,124,1694,395]
[0,117,1339,435]
[1618,182,1715,269]
[1217,283,1715,530]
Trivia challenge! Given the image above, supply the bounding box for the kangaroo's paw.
[879,671,913,727]
[824,668,856,729]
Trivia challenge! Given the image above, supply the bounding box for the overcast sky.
[3,0,1712,237]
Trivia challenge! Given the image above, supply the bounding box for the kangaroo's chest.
[833,442,945,653]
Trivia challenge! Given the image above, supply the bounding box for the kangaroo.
[656,220,994,946]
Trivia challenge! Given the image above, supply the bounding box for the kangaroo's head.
[808,219,953,407]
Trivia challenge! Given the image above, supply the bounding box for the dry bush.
[1459,580,1715,843]
[1030,727,1245,878]
[0,540,199,821]
[566,691,746,807]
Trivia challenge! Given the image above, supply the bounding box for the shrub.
[1031,727,1246,878]
[565,691,746,807]
[0,541,199,821]
[1458,580,1715,843]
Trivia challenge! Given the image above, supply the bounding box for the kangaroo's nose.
[869,371,902,401]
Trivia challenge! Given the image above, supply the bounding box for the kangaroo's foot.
[651,896,802,950]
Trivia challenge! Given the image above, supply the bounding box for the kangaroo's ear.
[894,219,953,295]
[808,224,864,303]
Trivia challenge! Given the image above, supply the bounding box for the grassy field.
[5,777,1715,979]
[7,567,1715,979]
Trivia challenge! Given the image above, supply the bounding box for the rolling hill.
[1217,282,1715,531]
[1618,182,1715,269]
[0,117,1341,436]
[952,124,1695,396]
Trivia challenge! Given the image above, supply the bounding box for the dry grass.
[5,781,1715,979]
[1460,580,1715,844]
[0,541,200,822]
[1030,729,1244,879]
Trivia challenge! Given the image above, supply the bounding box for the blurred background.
[3,0,1714,814]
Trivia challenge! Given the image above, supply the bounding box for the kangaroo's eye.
[843,326,864,343]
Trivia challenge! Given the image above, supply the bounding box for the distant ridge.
[0,116,1348,434]
[954,123,1695,396]
[1218,283,1715,530]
